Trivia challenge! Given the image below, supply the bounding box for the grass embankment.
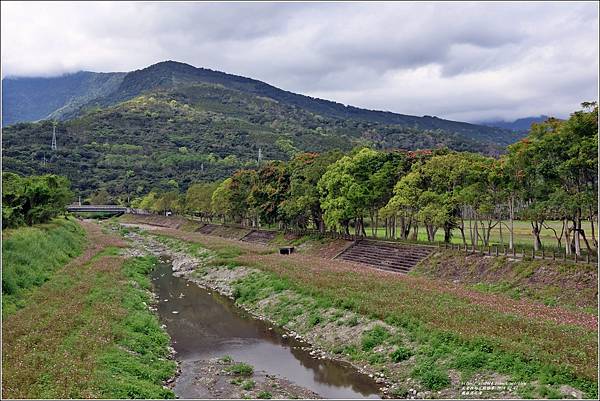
[413,251,598,314]
[2,218,87,316]
[2,222,176,398]
[138,226,597,399]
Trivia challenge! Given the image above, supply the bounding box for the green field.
[359,219,596,250]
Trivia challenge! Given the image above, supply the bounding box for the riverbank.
[116,220,598,399]
[412,251,598,315]
[2,218,86,316]
[1,221,177,398]
[131,230,379,399]
[176,357,322,399]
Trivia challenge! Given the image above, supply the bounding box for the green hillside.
[1,71,126,126]
[3,81,502,199]
[3,61,520,145]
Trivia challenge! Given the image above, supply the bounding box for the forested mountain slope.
[3,81,501,197]
[3,61,520,145]
[1,71,126,126]
[482,115,551,134]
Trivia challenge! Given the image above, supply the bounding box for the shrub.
[308,312,322,327]
[226,362,254,376]
[453,350,488,372]
[538,385,564,399]
[361,325,390,351]
[241,380,255,390]
[390,386,409,398]
[391,346,413,363]
[411,361,450,391]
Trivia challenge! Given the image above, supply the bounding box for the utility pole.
[201,162,204,173]
[78,195,81,206]
[257,147,262,167]
[51,121,58,151]
[42,153,46,166]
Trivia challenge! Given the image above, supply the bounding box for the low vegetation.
[2,222,176,398]
[2,218,86,316]
[414,251,598,313]
[226,362,254,377]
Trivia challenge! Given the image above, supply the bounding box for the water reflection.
[151,261,380,399]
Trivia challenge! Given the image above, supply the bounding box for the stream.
[150,260,381,399]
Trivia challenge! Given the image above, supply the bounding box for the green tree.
[211,178,233,223]
[186,182,219,220]
[280,151,342,232]
[249,161,290,226]
[2,173,25,228]
[2,173,73,227]
[318,148,408,236]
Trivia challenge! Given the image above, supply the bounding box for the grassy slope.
[1,222,176,398]
[413,251,598,314]
[133,224,597,398]
[2,218,87,316]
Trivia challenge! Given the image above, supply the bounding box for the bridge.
[66,204,130,214]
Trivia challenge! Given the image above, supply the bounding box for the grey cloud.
[1,1,597,122]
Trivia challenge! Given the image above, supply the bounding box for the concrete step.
[339,259,419,269]
[241,230,277,244]
[197,224,217,234]
[341,249,428,260]
[341,248,430,259]
[335,240,433,273]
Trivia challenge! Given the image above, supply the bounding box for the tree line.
[2,173,73,229]
[133,103,598,256]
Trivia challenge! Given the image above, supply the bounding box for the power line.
[51,122,57,151]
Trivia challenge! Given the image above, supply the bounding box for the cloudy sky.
[1,1,598,122]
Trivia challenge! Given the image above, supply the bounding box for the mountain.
[2,61,524,198]
[481,115,551,133]
[1,71,126,126]
[3,61,519,146]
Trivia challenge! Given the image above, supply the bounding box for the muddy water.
[151,261,381,399]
